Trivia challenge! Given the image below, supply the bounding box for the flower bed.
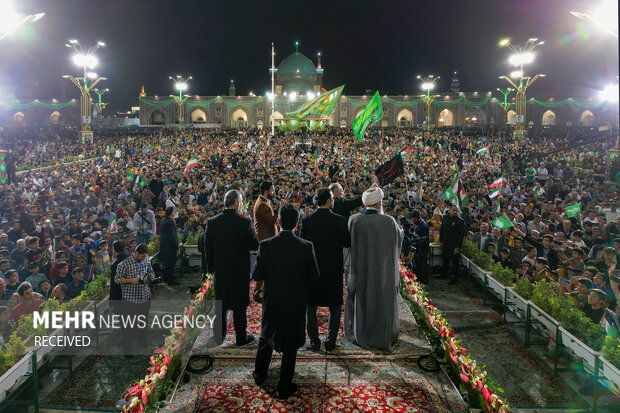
[459,240,620,390]
[0,273,111,399]
[400,264,510,413]
[121,275,214,412]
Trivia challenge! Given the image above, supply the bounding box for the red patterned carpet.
[199,384,437,413]
[181,282,468,413]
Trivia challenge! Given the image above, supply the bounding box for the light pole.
[63,39,106,144]
[495,87,514,124]
[498,37,545,140]
[0,2,44,41]
[417,75,439,127]
[93,88,109,124]
[169,75,191,128]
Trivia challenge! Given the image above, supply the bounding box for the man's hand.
[132,278,140,285]
[454,248,460,255]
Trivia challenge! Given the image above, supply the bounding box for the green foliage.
[0,333,27,375]
[513,278,534,300]
[531,280,556,314]
[149,234,160,255]
[461,240,478,259]
[490,262,514,286]
[529,280,605,349]
[15,313,47,339]
[602,336,620,369]
[461,240,494,270]
[80,274,109,301]
[184,232,199,246]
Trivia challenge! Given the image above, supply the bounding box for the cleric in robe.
[344,185,404,352]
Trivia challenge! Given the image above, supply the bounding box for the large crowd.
[0,124,619,349]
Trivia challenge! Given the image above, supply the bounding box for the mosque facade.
[1,47,616,131]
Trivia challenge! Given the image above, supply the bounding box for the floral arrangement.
[121,274,214,412]
[400,264,510,413]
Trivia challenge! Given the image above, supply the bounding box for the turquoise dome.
[277,51,318,84]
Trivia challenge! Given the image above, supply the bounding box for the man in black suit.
[205,190,259,347]
[109,241,129,304]
[252,204,319,399]
[300,188,350,351]
[159,207,179,285]
[328,182,363,221]
[439,205,466,285]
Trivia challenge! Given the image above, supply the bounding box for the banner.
[351,92,383,142]
[375,154,404,185]
[286,85,344,119]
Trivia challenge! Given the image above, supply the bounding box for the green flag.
[492,214,513,229]
[351,92,383,142]
[125,172,136,183]
[286,85,344,119]
[565,203,581,218]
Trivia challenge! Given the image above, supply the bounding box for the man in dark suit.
[439,205,466,285]
[109,241,129,304]
[252,204,319,399]
[328,182,363,221]
[300,188,351,351]
[205,190,260,346]
[159,207,179,285]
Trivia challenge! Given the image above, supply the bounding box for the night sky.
[1,0,617,112]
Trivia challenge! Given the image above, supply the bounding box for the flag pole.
[271,42,275,137]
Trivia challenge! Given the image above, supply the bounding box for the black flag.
[375,154,404,186]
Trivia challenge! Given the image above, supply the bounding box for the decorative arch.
[506,110,517,125]
[190,108,207,123]
[542,110,556,126]
[13,112,25,125]
[230,108,248,128]
[465,108,485,125]
[580,110,594,127]
[438,109,454,127]
[381,119,389,127]
[396,109,413,127]
[327,114,335,126]
[150,110,166,125]
[49,111,61,125]
[340,119,347,128]
[269,111,284,124]
[257,120,264,129]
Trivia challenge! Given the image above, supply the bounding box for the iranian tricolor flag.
[442,172,469,209]
[400,147,410,156]
[46,239,56,261]
[232,141,240,148]
[170,155,180,166]
[313,151,325,176]
[493,200,501,215]
[424,146,431,153]
[184,157,198,173]
[109,216,118,233]
[208,184,219,203]
[489,176,503,188]
[489,186,501,199]
[476,146,490,155]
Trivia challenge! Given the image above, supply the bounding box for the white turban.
[362,187,384,206]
